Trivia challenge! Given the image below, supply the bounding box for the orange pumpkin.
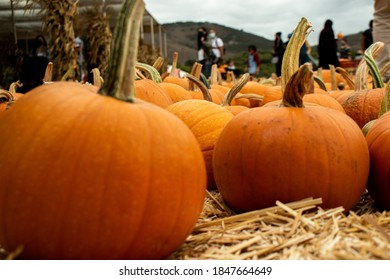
[340,43,386,128]
[166,74,234,190]
[213,64,369,213]
[365,83,390,209]
[135,78,173,108]
[0,0,206,260]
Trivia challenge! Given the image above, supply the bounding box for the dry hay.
[1,190,389,260]
[169,190,390,260]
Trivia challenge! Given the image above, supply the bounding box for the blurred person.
[271,32,284,76]
[197,27,208,76]
[318,19,339,69]
[361,19,374,51]
[206,28,224,67]
[339,38,351,59]
[299,39,312,66]
[19,34,49,93]
[246,45,261,79]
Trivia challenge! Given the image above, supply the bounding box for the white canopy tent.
[0,0,167,56]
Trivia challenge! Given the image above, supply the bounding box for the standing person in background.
[246,45,261,80]
[318,19,339,69]
[197,27,208,76]
[361,19,374,51]
[374,0,390,82]
[19,35,49,93]
[271,32,284,77]
[207,28,224,67]
[75,35,85,82]
[299,40,312,66]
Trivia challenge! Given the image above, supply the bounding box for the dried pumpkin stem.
[281,17,313,94]
[152,56,165,71]
[336,67,355,90]
[185,73,212,102]
[329,65,338,91]
[313,76,328,91]
[99,0,145,102]
[43,62,53,83]
[221,73,250,106]
[169,52,179,77]
[281,63,313,108]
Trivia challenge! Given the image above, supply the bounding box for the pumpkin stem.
[8,81,22,94]
[99,0,144,102]
[152,56,165,72]
[313,75,328,92]
[43,62,53,83]
[329,65,338,91]
[281,63,313,108]
[188,63,202,91]
[91,68,104,88]
[171,52,180,77]
[221,73,250,106]
[336,67,355,90]
[185,73,213,102]
[354,59,369,90]
[364,42,385,89]
[135,62,163,83]
[209,64,219,85]
[281,17,313,94]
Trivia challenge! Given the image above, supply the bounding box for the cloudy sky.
[144,0,374,46]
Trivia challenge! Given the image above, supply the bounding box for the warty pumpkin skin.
[0,82,206,259]
[340,88,384,128]
[213,65,369,213]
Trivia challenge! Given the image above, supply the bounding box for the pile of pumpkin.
[1,1,390,260]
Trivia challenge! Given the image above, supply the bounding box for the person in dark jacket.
[318,19,339,69]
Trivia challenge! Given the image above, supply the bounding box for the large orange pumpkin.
[0,0,206,260]
[213,64,369,213]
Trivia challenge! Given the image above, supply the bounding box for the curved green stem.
[281,17,313,94]
[364,42,385,89]
[99,0,145,102]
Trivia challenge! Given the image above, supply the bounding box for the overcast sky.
[144,0,374,46]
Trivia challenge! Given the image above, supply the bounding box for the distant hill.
[162,21,274,65]
[162,21,363,66]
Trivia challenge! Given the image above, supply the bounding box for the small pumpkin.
[340,42,386,128]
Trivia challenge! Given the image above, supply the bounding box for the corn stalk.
[25,0,79,81]
[81,2,112,79]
